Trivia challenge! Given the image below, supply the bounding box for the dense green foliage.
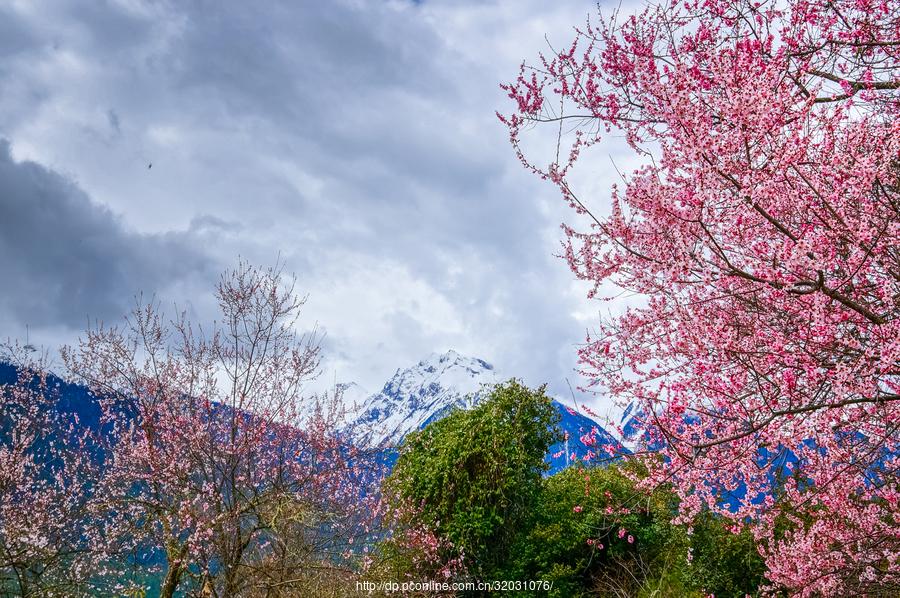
[508,465,765,597]
[385,380,559,576]
[382,380,767,596]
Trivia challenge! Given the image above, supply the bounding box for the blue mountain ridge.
[0,352,625,476]
[0,361,102,429]
[9,353,872,523]
[3,355,817,515]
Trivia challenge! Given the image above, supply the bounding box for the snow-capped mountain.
[343,350,625,472]
[0,351,626,478]
[346,350,499,446]
[617,401,643,443]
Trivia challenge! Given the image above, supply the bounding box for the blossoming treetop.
[501,0,899,594]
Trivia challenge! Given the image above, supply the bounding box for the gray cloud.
[0,139,212,330]
[0,5,37,61]
[0,0,618,407]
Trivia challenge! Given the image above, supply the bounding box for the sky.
[0,0,638,413]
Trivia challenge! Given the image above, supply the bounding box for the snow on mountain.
[343,350,627,474]
[0,351,626,477]
[617,401,643,442]
[346,350,499,446]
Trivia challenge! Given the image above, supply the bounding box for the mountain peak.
[417,349,493,371]
[347,350,497,446]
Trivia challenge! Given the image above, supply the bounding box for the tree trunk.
[159,544,188,598]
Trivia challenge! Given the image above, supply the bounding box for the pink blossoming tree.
[0,347,96,596]
[501,0,899,594]
[63,263,380,597]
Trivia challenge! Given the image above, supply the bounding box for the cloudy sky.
[0,0,636,410]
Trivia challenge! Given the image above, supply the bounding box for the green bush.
[507,463,689,597]
[507,463,764,597]
[384,380,559,577]
[380,380,766,596]
[686,511,767,598]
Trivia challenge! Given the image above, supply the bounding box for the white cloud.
[0,0,640,410]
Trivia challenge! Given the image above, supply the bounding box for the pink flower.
[500,0,900,593]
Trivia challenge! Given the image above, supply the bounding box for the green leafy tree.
[380,380,765,596]
[508,463,764,597]
[687,512,767,598]
[384,380,559,577]
[508,464,691,597]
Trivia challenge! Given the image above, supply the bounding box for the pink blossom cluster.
[501,0,900,594]
[0,348,98,595]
